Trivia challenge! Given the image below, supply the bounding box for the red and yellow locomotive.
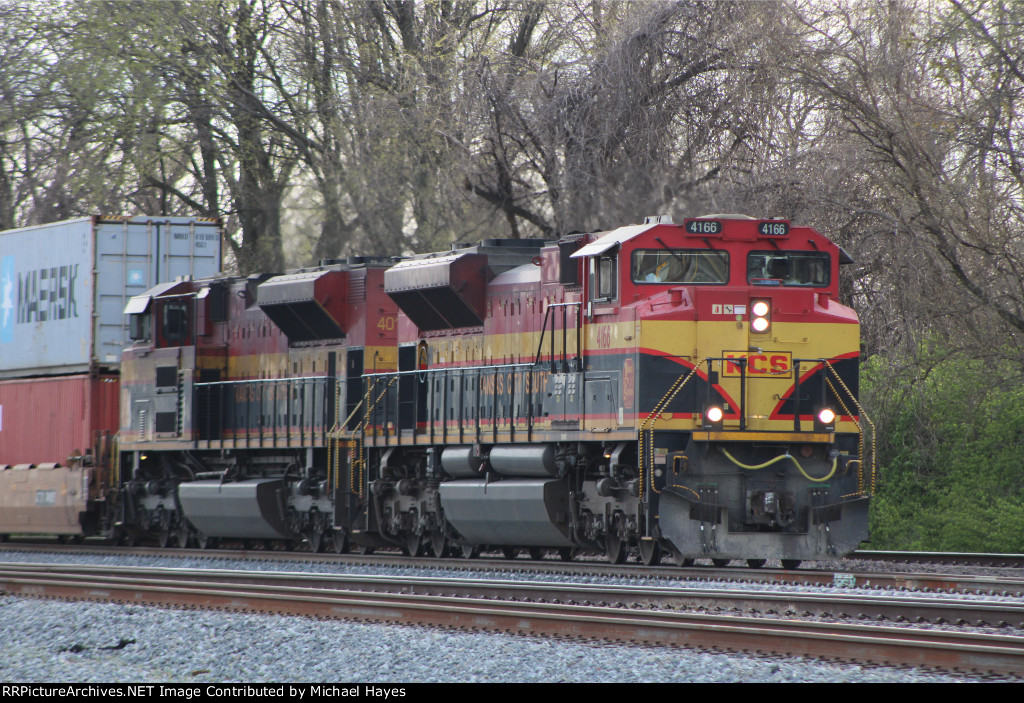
[114,214,872,566]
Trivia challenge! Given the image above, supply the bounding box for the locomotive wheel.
[156,528,172,549]
[781,559,802,570]
[121,532,138,547]
[673,553,695,567]
[604,534,627,565]
[196,534,218,550]
[638,540,661,566]
[404,534,424,557]
[430,533,448,558]
[558,547,575,562]
[712,558,731,567]
[746,559,767,569]
[175,526,191,549]
[460,544,481,559]
[308,530,326,554]
[501,547,520,560]
[528,548,545,561]
[331,531,349,554]
[107,527,122,546]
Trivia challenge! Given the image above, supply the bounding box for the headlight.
[750,299,770,334]
[703,405,725,430]
[814,406,837,432]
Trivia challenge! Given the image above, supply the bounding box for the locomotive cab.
[118,279,206,544]
[567,215,870,565]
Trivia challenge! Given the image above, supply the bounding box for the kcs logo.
[723,351,792,377]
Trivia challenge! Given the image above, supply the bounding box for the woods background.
[2,0,1022,551]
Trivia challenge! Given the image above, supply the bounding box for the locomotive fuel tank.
[439,479,574,547]
[177,479,293,540]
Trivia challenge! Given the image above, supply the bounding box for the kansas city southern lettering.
[723,350,792,378]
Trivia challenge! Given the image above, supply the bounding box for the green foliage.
[864,350,1024,552]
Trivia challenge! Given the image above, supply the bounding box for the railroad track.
[9,541,1024,570]
[852,550,1024,569]
[2,564,1023,677]
[4,542,1024,596]
[5,562,1024,628]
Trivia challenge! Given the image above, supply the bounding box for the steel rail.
[4,564,1024,629]
[10,542,1024,570]
[1,566,1023,677]
[4,542,1024,596]
[852,551,1024,569]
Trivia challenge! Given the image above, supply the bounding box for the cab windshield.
[747,251,830,287]
[631,249,729,284]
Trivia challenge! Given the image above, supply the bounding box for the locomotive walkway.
[2,562,1022,677]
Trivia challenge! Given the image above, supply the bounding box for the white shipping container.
[0,215,222,377]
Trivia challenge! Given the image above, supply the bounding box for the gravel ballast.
[0,549,1015,683]
[0,596,993,683]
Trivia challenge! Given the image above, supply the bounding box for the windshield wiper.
[654,237,690,273]
[700,237,730,266]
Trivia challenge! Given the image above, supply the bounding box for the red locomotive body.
[3,216,873,567]
[352,216,869,564]
[115,258,399,548]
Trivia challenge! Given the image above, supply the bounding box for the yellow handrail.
[824,360,877,497]
[638,362,704,497]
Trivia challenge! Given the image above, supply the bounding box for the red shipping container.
[0,374,119,466]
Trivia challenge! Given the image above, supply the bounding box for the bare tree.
[0,2,40,230]
[279,0,529,257]
[780,0,1024,362]
[0,2,151,227]
[457,1,783,237]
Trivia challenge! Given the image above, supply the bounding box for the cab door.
[152,294,194,438]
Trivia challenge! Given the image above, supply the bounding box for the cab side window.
[129,312,152,341]
[592,254,617,301]
[160,300,191,345]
